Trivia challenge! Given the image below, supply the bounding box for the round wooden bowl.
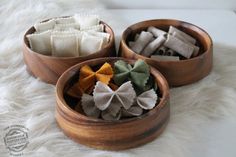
[119,19,213,86]
[23,19,116,85]
[55,57,170,150]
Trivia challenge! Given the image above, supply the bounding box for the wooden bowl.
[55,57,170,150]
[23,19,116,85]
[119,19,213,86]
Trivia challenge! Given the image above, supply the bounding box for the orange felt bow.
[79,62,113,92]
[66,63,114,98]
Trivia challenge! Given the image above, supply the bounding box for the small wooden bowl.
[55,57,170,150]
[23,19,116,85]
[119,19,213,86]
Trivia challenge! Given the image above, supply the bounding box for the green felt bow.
[113,59,150,89]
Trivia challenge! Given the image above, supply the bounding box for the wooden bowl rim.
[56,57,170,124]
[121,19,213,63]
[23,17,115,60]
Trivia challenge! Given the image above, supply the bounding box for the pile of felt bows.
[67,59,159,120]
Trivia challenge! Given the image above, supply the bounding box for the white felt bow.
[93,81,136,113]
[136,89,158,110]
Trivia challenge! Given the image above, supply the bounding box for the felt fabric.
[136,89,158,110]
[130,31,154,53]
[101,109,121,120]
[78,63,113,92]
[81,94,100,118]
[74,14,99,29]
[164,34,194,58]
[54,23,80,31]
[151,55,180,61]
[113,59,150,89]
[93,81,136,111]
[169,26,196,44]
[80,24,104,32]
[34,19,56,32]
[27,30,52,55]
[51,34,79,57]
[55,17,75,24]
[141,35,166,57]
[79,32,104,56]
[147,26,167,37]
[121,106,143,117]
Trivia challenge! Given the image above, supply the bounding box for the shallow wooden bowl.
[55,57,170,150]
[23,19,116,85]
[119,19,213,86]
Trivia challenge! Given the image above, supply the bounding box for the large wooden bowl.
[55,57,170,150]
[23,19,116,85]
[119,19,213,86]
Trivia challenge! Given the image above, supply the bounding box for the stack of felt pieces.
[129,26,200,61]
[67,59,159,120]
[27,14,110,57]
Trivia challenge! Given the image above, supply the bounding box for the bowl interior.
[123,19,212,58]
[56,58,169,123]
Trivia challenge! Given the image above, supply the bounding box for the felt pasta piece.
[51,29,81,36]
[129,41,135,48]
[105,98,123,116]
[147,26,167,37]
[81,94,100,118]
[172,32,199,57]
[141,35,166,57]
[169,26,196,44]
[27,30,52,55]
[113,60,150,89]
[130,31,154,53]
[85,31,110,44]
[135,75,158,95]
[34,19,56,32]
[164,34,194,59]
[151,55,180,61]
[93,81,136,111]
[136,89,158,110]
[54,23,80,31]
[101,110,121,120]
[78,63,113,92]
[80,24,104,32]
[55,17,75,24]
[74,14,99,29]
[121,106,143,117]
[79,33,104,56]
[51,35,79,57]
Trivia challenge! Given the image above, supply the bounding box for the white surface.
[1,0,236,156]
[100,0,236,10]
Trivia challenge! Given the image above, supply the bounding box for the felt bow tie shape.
[93,81,136,116]
[81,81,158,120]
[79,62,113,92]
[113,59,150,89]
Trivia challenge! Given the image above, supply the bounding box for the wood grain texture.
[23,20,116,85]
[119,19,213,87]
[55,57,170,150]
